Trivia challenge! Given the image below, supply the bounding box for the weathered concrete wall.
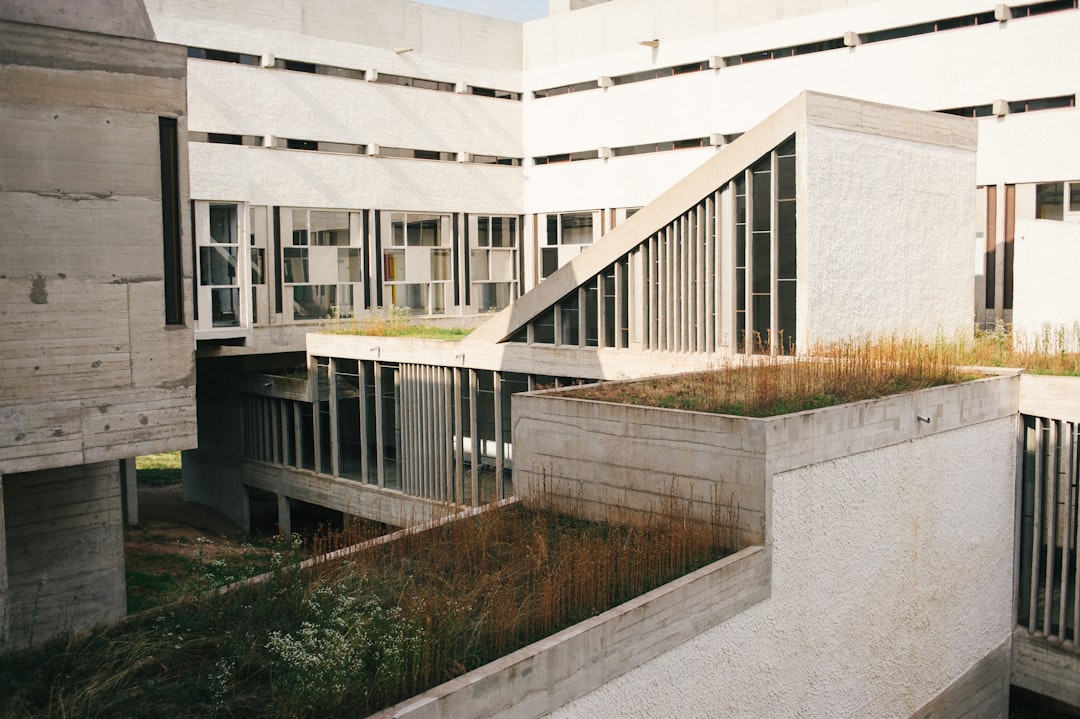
[513,392,767,546]
[542,398,1016,717]
[0,20,196,475]
[1017,373,1080,422]
[1011,629,1080,710]
[1,462,127,651]
[371,545,770,719]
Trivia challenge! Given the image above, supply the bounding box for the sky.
[415,0,549,22]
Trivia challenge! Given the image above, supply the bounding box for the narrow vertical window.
[159,117,184,324]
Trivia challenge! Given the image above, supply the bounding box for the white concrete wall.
[549,416,1016,718]
[521,3,1080,213]
[1011,218,1080,343]
[800,124,975,344]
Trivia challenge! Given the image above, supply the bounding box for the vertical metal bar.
[696,202,706,353]
[358,362,369,485]
[454,367,464,504]
[647,235,657,349]
[494,371,504,500]
[1045,420,1060,636]
[374,362,385,489]
[1061,421,1075,641]
[469,368,479,504]
[328,359,340,478]
[1030,417,1044,633]
[770,150,780,356]
[443,367,454,502]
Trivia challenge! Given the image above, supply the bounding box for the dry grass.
[565,338,974,417]
[960,322,1080,376]
[0,494,736,718]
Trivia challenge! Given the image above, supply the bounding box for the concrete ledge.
[369,544,770,719]
[1011,627,1080,710]
[1018,374,1080,421]
[910,638,1010,719]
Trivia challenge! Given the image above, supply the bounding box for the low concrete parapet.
[368,544,770,719]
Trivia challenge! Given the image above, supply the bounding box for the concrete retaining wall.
[370,544,770,719]
[511,375,1018,717]
[1,462,127,651]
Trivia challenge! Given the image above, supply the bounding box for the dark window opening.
[159,117,184,325]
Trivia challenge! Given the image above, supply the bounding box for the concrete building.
[3,0,1080,714]
[0,0,196,648]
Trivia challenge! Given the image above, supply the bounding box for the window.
[373,72,454,92]
[159,117,183,325]
[382,212,453,314]
[1037,183,1065,220]
[284,209,363,320]
[540,212,596,279]
[197,203,242,329]
[471,216,519,311]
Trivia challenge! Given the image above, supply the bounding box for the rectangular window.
[1037,182,1065,220]
[159,117,184,324]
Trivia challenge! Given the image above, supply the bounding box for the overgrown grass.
[135,452,181,486]
[959,322,1080,376]
[565,338,976,417]
[0,496,736,718]
[319,311,472,340]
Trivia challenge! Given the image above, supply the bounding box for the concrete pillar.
[119,457,138,525]
[277,493,292,537]
[994,182,1007,322]
[1,474,8,650]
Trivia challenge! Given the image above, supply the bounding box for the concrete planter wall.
[513,372,1021,717]
[369,544,770,719]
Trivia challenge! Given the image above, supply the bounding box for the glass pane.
[292,284,351,319]
[210,287,240,327]
[431,249,451,281]
[1037,182,1065,220]
[561,213,593,244]
[432,283,445,314]
[752,160,771,233]
[560,292,579,346]
[1070,183,1080,212]
[209,204,237,243]
[478,216,490,247]
[478,282,511,312]
[200,245,238,285]
[778,156,796,200]
[491,216,516,248]
[251,247,265,284]
[584,281,598,347]
[778,201,797,280]
[310,210,350,245]
[546,214,558,245]
[533,307,555,344]
[338,248,363,282]
[752,231,771,294]
[541,247,559,278]
[752,294,771,353]
[291,209,308,245]
[392,215,405,246]
[471,250,490,281]
[778,280,796,355]
[383,249,405,281]
[283,248,308,284]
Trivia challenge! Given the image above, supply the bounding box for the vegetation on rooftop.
[961,321,1080,376]
[0,495,737,718]
[319,309,472,340]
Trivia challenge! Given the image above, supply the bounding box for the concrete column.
[994,182,1007,322]
[1,474,8,650]
[118,457,138,525]
[277,493,292,537]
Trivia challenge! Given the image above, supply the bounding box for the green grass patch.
[135,451,181,486]
[319,312,472,340]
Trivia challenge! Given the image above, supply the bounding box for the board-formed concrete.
[2,462,127,651]
[533,391,1017,717]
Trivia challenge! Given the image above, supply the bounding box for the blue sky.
[416,0,549,22]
